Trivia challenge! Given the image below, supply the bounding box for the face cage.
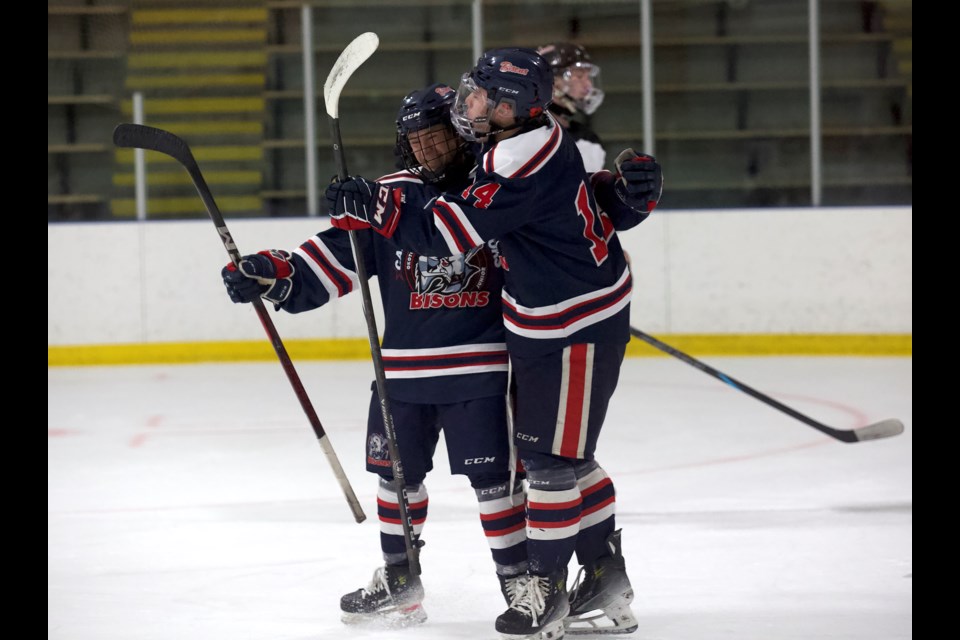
[396,124,464,184]
[560,62,605,115]
[451,74,497,142]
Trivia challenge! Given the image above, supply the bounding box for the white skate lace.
[503,574,527,603]
[361,566,390,597]
[509,574,548,626]
[568,565,587,601]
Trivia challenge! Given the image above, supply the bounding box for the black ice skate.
[495,570,569,640]
[564,529,638,635]
[340,564,427,627]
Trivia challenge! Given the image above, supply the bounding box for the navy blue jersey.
[280,170,508,404]
[379,115,632,356]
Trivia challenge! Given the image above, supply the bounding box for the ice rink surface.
[49,356,911,639]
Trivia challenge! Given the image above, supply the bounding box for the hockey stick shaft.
[112,123,367,523]
[629,327,904,443]
[324,33,421,574]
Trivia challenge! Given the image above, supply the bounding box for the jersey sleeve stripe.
[294,237,358,299]
[377,170,423,184]
[433,198,484,253]
[484,146,496,174]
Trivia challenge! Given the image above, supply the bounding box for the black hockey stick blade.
[114,123,195,169]
[113,124,231,265]
[111,122,367,523]
[630,327,905,443]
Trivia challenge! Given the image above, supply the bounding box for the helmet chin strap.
[482,121,523,141]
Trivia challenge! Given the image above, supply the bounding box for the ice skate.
[340,564,426,627]
[564,530,638,635]
[496,569,569,640]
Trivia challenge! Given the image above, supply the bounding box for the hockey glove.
[325,177,401,238]
[221,250,295,305]
[614,148,663,214]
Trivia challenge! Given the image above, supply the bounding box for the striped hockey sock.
[526,483,582,575]
[476,479,528,576]
[574,461,617,565]
[377,477,428,565]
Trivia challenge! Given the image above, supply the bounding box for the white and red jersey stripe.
[501,267,632,341]
[293,236,360,299]
[380,343,508,379]
[551,344,596,459]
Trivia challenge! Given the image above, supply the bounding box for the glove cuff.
[370,183,402,239]
[257,249,295,304]
[262,278,293,305]
[590,170,620,214]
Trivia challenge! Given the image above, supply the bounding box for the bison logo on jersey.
[398,246,493,310]
[417,253,476,294]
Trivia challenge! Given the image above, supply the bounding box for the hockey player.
[537,42,607,172]
[221,83,528,627]
[325,48,663,640]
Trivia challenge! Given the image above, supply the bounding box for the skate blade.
[499,616,566,640]
[564,602,638,635]
[341,603,428,628]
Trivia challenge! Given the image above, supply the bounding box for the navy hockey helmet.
[451,47,553,141]
[396,82,456,135]
[395,83,470,184]
[537,42,605,115]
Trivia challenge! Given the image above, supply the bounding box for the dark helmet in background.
[537,42,605,115]
[395,83,472,185]
[451,47,554,142]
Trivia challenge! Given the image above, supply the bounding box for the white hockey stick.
[323,33,422,575]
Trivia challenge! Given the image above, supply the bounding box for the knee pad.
[521,451,578,491]
[574,459,600,479]
[573,459,611,494]
[378,476,425,494]
[467,472,512,490]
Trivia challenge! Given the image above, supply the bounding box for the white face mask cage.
[451,74,497,142]
[559,62,605,115]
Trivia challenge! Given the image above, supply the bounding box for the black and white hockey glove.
[221,250,295,305]
[613,148,663,214]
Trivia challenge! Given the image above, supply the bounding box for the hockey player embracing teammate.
[223,83,528,626]
[326,48,663,640]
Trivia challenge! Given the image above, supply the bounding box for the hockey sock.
[474,478,528,576]
[573,460,617,565]
[523,457,581,575]
[377,477,428,565]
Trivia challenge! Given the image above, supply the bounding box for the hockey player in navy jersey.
[537,42,607,173]
[222,84,529,627]
[325,48,663,640]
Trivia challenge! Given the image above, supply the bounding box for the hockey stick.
[112,123,367,523]
[629,327,904,443]
[323,33,422,574]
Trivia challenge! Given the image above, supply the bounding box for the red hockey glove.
[221,250,294,305]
